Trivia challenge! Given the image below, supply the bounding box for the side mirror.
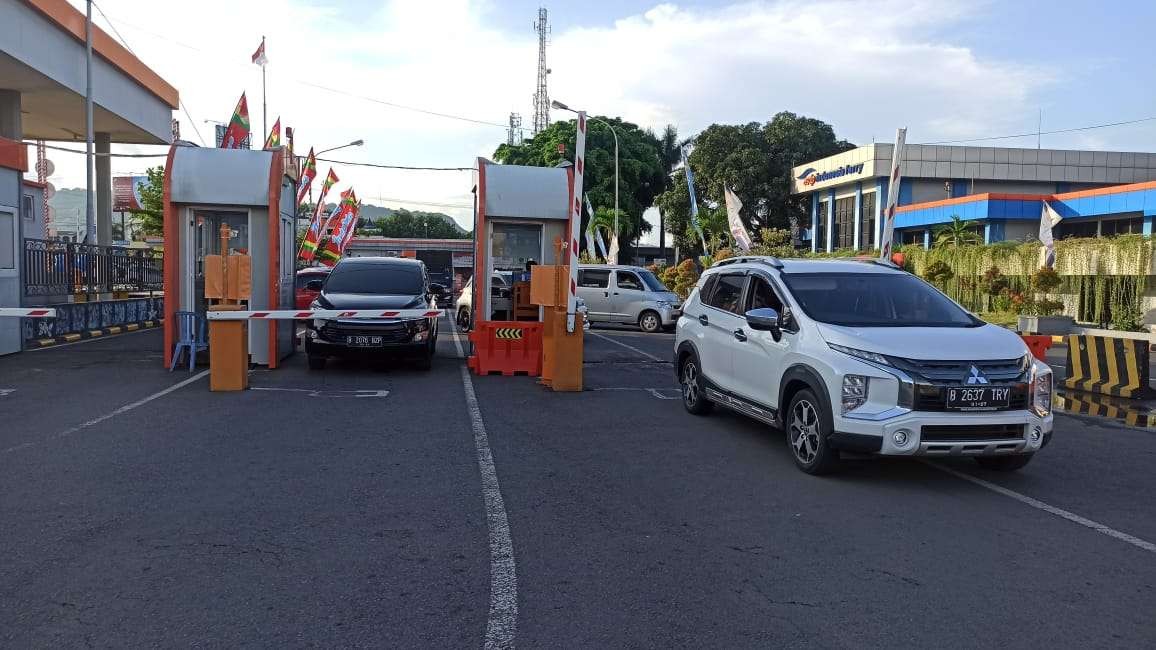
[305,279,324,291]
[428,282,447,296]
[746,307,782,340]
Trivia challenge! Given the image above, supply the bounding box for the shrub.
[1031,267,1061,293]
[978,267,1009,296]
[923,260,954,288]
[1035,299,1066,317]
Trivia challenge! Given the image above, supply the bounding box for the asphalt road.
[1,323,1154,647]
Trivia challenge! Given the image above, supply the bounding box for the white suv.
[674,256,1053,475]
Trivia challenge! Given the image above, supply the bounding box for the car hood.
[816,322,1028,361]
[318,292,425,310]
[657,291,680,304]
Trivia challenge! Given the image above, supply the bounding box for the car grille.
[892,357,1027,384]
[921,424,1024,442]
[913,383,1029,412]
[320,321,411,343]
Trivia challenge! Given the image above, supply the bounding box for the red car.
[295,267,331,309]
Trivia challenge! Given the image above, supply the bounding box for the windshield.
[638,270,669,292]
[325,264,424,295]
[781,272,980,328]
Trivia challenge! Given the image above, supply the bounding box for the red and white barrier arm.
[0,308,57,318]
[205,308,444,321]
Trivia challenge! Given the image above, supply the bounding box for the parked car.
[455,272,588,331]
[304,257,445,370]
[295,266,331,310]
[674,256,1053,475]
[577,264,680,333]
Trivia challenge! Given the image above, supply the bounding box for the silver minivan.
[577,264,681,333]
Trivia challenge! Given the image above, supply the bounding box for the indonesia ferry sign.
[797,163,866,187]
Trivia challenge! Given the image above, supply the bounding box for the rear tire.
[639,310,662,333]
[307,355,327,370]
[457,307,471,332]
[786,389,841,475]
[680,354,713,415]
[975,454,1033,471]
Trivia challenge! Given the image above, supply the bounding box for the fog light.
[307,329,318,339]
[413,330,429,343]
[893,429,912,447]
[1030,426,1042,443]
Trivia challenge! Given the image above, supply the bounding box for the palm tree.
[934,215,982,247]
[657,125,683,254]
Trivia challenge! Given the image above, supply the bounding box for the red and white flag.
[251,38,268,66]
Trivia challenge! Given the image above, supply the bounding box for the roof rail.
[711,255,784,270]
[851,256,900,269]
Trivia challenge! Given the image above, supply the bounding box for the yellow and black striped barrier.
[1064,334,1152,399]
[1055,391,1156,429]
[494,327,524,340]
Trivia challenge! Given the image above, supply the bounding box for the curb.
[28,320,162,349]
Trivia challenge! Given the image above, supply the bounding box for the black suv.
[304,257,445,370]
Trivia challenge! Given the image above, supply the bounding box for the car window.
[616,271,644,291]
[637,270,669,292]
[698,274,719,304]
[579,269,610,288]
[781,272,980,327]
[325,264,424,295]
[746,276,783,313]
[706,273,746,315]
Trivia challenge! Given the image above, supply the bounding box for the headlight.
[1032,370,1052,417]
[413,318,431,332]
[841,375,869,414]
[828,343,891,366]
[656,300,672,308]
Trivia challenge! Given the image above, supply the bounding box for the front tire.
[639,310,662,333]
[786,389,841,475]
[680,354,713,415]
[975,454,1033,471]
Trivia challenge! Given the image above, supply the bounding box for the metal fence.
[23,239,163,297]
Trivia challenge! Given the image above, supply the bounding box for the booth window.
[0,211,14,269]
[491,223,542,272]
[22,194,35,221]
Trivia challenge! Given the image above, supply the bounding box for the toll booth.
[467,159,573,375]
[162,145,297,368]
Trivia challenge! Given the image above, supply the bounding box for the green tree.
[655,111,854,255]
[369,208,470,239]
[128,166,165,235]
[494,116,666,253]
[934,215,982,247]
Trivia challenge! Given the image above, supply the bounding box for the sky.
[42,0,1156,243]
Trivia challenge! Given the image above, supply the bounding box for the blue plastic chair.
[169,311,207,372]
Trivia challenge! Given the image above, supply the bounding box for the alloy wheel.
[790,399,821,464]
[682,361,699,407]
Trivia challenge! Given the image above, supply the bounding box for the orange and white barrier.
[0,308,56,318]
[205,308,443,320]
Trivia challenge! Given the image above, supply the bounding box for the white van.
[577,264,681,333]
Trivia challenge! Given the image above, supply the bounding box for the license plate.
[346,335,384,347]
[946,386,1011,411]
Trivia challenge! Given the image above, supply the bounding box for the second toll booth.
[467,158,582,387]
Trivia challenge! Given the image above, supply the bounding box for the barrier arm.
[0,308,57,318]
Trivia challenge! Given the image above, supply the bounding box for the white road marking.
[589,331,664,362]
[0,388,14,397]
[928,462,1156,555]
[2,370,209,455]
[250,387,390,398]
[449,327,518,649]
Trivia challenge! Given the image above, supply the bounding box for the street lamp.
[317,139,365,156]
[552,100,619,258]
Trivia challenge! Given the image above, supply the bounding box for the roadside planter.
[1018,315,1074,336]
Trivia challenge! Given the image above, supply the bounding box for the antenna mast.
[532,7,551,135]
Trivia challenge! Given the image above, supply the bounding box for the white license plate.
[346,335,384,347]
[946,386,1011,410]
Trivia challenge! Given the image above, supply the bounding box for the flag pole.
[260,36,267,142]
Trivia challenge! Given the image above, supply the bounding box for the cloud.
[47,0,1056,236]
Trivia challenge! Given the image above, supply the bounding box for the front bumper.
[658,305,682,325]
[831,409,1053,457]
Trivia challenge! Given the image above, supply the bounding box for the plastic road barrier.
[1064,334,1152,399]
[1020,334,1053,362]
[205,309,442,320]
[0,308,56,318]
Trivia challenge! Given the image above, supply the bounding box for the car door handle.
[698,314,709,326]
[733,329,747,342]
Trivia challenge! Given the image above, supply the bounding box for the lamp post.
[552,100,618,260]
[316,139,365,156]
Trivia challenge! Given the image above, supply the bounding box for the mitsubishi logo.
[965,365,989,385]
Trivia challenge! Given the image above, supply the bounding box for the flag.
[608,233,620,265]
[296,148,317,204]
[219,92,250,149]
[318,189,358,267]
[263,117,281,150]
[1039,200,1063,269]
[583,194,597,256]
[724,186,752,252]
[594,227,608,259]
[681,147,707,250]
[878,127,908,262]
[251,39,268,66]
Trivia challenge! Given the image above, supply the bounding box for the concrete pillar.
[874,179,885,250]
[0,90,21,140]
[810,193,818,253]
[96,132,112,245]
[923,229,930,250]
[826,189,835,253]
[853,182,862,250]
